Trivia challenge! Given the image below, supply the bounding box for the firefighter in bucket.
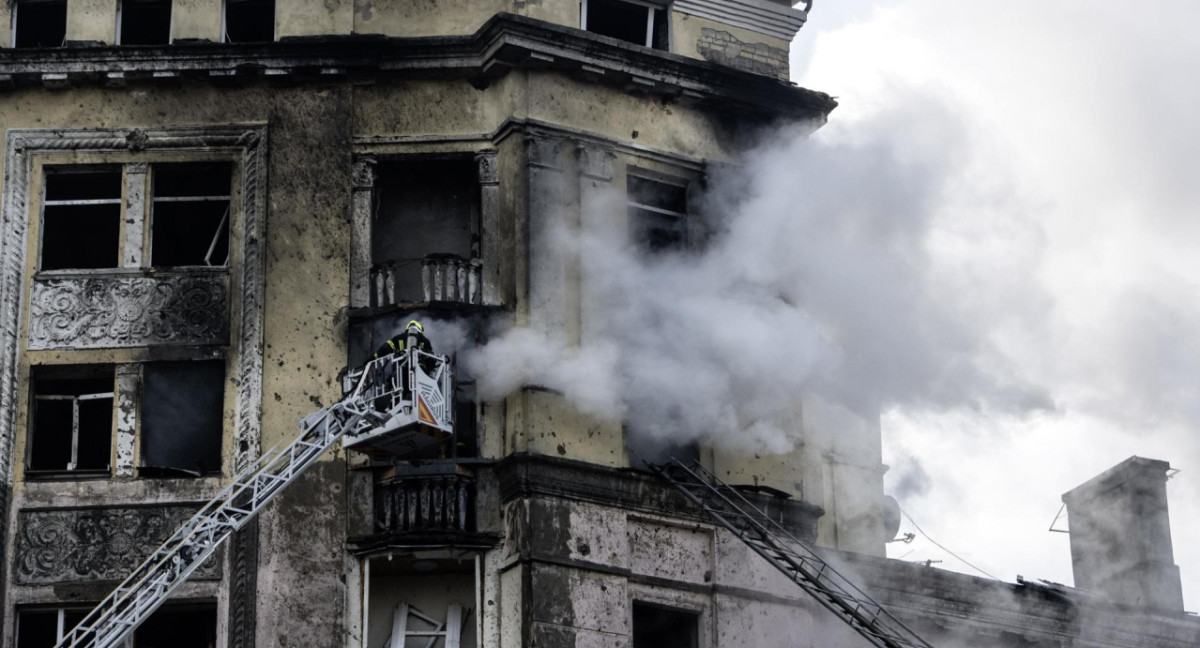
[367,320,433,410]
[373,319,434,360]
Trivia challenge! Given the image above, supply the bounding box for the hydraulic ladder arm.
[52,348,454,648]
[649,459,935,648]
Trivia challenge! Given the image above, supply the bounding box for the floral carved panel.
[28,272,230,349]
[15,505,221,584]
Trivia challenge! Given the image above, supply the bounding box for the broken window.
[625,421,700,467]
[364,553,478,647]
[39,166,123,271]
[581,0,668,50]
[628,172,689,253]
[149,162,232,268]
[372,158,480,305]
[632,602,698,648]
[12,0,67,48]
[141,360,224,477]
[27,366,114,478]
[133,603,217,648]
[16,603,215,648]
[15,607,87,648]
[118,0,172,45]
[223,0,275,43]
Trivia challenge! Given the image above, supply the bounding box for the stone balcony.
[373,465,476,536]
[369,254,481,308]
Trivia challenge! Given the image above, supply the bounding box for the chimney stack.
[1061,456,1184,612]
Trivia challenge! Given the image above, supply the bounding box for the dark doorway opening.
[632,601,699,648]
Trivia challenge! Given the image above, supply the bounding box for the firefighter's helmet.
[405,320,424,333]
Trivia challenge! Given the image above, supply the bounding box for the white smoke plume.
[794,0,1200,607]
[464,91,1050,456]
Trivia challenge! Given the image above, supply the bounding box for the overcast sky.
[791,0,1200,610]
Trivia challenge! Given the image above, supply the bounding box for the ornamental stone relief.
[28,273,230,349]
[15,505,221,584]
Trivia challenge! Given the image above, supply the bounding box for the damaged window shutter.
[141,360,225,477]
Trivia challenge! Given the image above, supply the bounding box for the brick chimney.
[1061,456,1184,611]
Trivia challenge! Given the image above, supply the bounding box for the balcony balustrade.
[373,470,475,535]
[370,254,481,307]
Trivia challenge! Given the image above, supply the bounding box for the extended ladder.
[648,460,934,648]
[53,349,453,648]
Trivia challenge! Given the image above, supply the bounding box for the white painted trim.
[674,0,806,40]
[644,5,654,47]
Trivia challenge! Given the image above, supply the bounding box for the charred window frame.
[140,360,225,478]
[14,606,88,648]
[149,162,233,268]
[222,0,275,43]
[632,601,699,648]
[371,157,482,306]
[16,603,216,647]
[132,603,218,647]
[627,171,690,254]
[580,0,669,51]
[38,166,123,271]
[11,0,67,48]
[117,0,173,45]
[26,366,115,479]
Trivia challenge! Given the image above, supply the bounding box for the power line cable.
[899,508,1002,581]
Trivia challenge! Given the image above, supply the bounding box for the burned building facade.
[0,1,1195,647]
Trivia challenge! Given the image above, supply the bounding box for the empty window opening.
[12,0,67,48]
[223,0,275,43]
[372,158,480,305]
[625,421,700,467]
[118,0,172,45]
[16,604,214,648]
[365,554,478,648]
[632,602,698,648]
[15,607,87,648]
[150,162,232,268]
[582,0,668,50]
[453,383,478,460]
[27,367,114,477]
[141,360,224,477]
[134,604,217,648]
[40,166,122,271]
[628,173,689,253]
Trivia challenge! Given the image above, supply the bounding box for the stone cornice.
[0,14,835,121]
[493,453,823,542]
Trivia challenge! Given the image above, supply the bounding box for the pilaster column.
[123,163,148,268]
[476,150,500,307]
[525,134,574,339]
[576,143,615,344]
[350,157,377,308]
[114,363,140,477]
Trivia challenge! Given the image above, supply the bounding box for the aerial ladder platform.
[649,460,935,648]
[51,342,455,648]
